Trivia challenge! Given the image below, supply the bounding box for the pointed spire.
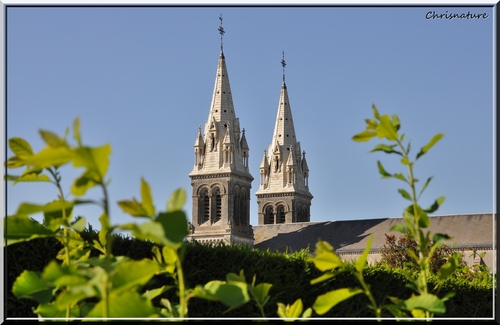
[223,122,232,144]
[241,128,249,150]
[194,125,204,147]
[286,146,296,167]
[271,71,296,150]
[301,151,309,172]
[260,149,269,169]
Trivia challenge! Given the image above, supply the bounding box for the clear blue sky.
[4,5,495,230]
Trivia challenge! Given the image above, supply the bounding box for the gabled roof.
[253,213,496,253]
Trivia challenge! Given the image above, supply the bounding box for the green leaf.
[86,291,159,318]
[5,156,27,168]
[55,229,89,263]
[34,303,81,318]
[16,200,73,216]
[398,188,412,201]
[416,133,444,160]
[226,269,247,284]
[111,259,161,292]
[43,206,74,232]
[7,173,51,184]
[309,251,343,272]
[418,176,434,199]
[364,118,378,130]
[391,114,401,131]
[440,291,456,303]
[406,204,430,228]
[437,253,461,281]
[251,282,273,306]
[73,117,82,146]
[432,233,451,244]
[372,104,381,120]
[355,234,373,273]
[141,177,155,217]
[277,298,304,320]
[5,215,55,245]
[403,294,446,314]
[424,196,445,213]
[313,239,335,254]
[39,129,66,148]
[393,173,408,183]
[370,143,402,156]
[118,221,173,247]
[143,285,175,301]
[9,137,34,157]
[55,285,96,310]
[71,170,99,196]
[12,270,53,304]
[313,287,363,315]
[166,188,187,212]
[161,246,178,273]
[70,216,86,232]
[72,144,111,180]
[390,223,411,234]
[376,115,398,141]
[117,199,149,218]
[26,146,73,169]
[197,280,250,310]
[400,157,410,165]
[385,304,409,318]
[41,261,89,289]
[156,211,188,248]
[352,130,377,142]
[377,160,392,178]
[310,272,336,285]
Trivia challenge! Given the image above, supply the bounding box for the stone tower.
[255,54,313,225]
[188,17,254,246]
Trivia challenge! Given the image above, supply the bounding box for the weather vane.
[218,14,225,52]
[281,51,286,83]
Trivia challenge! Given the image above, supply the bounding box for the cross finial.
[281,51,286,83]
[218,14,225,53]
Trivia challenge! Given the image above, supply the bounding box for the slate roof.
[253,213,496,254]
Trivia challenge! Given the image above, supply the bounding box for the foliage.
[5,118,250,320]
[7,235,493,318]
[5,112,493,321]
[303,105,463,321]
[380,232,466,274]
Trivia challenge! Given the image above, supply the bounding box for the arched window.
[233,188,240,226]
[240,191,247,225]
[199,189,209,224]
[264,206,274,225]
[214,188,221,223]
[296,205,302,222]
[277,205,285,224]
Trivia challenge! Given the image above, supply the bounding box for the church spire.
[256,53,313,225]
[188,16,254,247]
